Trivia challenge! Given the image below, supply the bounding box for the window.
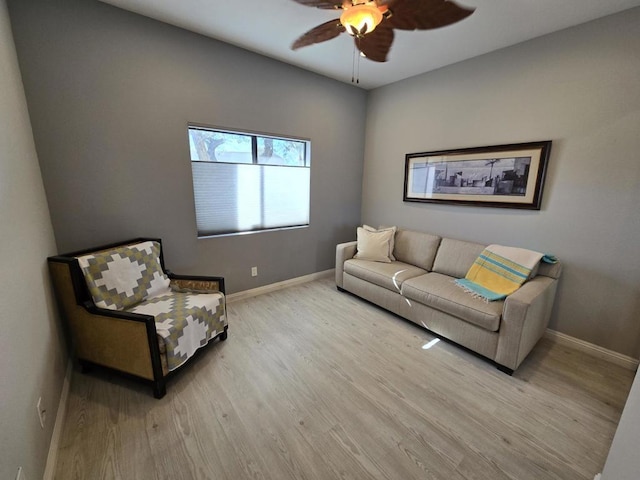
[188,126,310,237]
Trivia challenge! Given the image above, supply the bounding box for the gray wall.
[364,9,640,358]
[8,0,366,293]
[0,1,67,479]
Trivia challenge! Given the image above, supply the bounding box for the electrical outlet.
[36,397,46,429]
[251,266,258,277]
[16,466,26,480]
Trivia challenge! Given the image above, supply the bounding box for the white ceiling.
[99,0,640,90]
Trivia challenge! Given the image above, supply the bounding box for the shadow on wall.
[43,263,71,355]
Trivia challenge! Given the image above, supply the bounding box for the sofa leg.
[337,286,346,293]
[497,364,514,376]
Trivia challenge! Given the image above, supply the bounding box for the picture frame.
[403,141,552,210]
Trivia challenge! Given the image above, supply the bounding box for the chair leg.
[79,360,93,374]
[153,379,167,399]
[219,326,228,341]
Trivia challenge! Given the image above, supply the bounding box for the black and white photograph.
[403,141,552,209]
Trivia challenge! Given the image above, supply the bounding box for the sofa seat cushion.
[127,290,227,371]
[344,259,427,293]
[401,273,503,332]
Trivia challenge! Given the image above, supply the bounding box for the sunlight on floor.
[422,338,441,350]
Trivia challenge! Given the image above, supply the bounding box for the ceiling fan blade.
[291,0,343,9]
[356,25,395,62]
[386,0,475,30]
[292,19,346,50]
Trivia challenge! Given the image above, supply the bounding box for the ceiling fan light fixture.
[340,3,383,37]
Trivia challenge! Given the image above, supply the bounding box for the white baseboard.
[227,269,334,304]
[545,329,639,371]
[43,360,72,480]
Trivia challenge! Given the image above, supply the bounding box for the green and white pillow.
[77,241,170,310]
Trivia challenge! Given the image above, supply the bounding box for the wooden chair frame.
[48,238,227,398]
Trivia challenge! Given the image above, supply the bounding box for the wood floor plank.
[53,278,635,480]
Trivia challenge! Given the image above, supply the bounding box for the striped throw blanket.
[456,244,551,301]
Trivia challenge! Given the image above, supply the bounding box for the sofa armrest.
[167,272,225,294]
[537,260,563,280]
[495,276,559,370]
[335,241,357,288]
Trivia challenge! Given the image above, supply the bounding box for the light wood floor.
[54,278,635,480]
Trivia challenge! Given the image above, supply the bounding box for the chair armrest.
[335,241,357,288]
[83,301,152,321]
[167,272,225,294]
[48,258,164,380]
[495,276,558,370]
[74,303,164,381]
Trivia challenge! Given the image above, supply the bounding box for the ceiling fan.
[291,0,475,62]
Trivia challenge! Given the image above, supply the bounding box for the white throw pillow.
[363,225,397,261]
[354,226,394,263]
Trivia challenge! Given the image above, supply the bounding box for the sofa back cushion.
[432,238,487,279]
[76,240,170,311]
[393,229,441,271]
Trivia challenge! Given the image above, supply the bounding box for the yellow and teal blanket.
[456,244,556,302]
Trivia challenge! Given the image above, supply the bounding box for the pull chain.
[351,42,357,84]
[352,40,361,84]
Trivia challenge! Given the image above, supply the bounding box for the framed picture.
[403,141,552,210]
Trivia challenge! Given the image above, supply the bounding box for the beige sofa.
[335,228,562,373]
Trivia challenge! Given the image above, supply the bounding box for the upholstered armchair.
[48,238,227,398]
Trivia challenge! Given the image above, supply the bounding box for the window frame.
[188,124,311,238]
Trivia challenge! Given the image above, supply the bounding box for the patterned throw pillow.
[76,241,171,310]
